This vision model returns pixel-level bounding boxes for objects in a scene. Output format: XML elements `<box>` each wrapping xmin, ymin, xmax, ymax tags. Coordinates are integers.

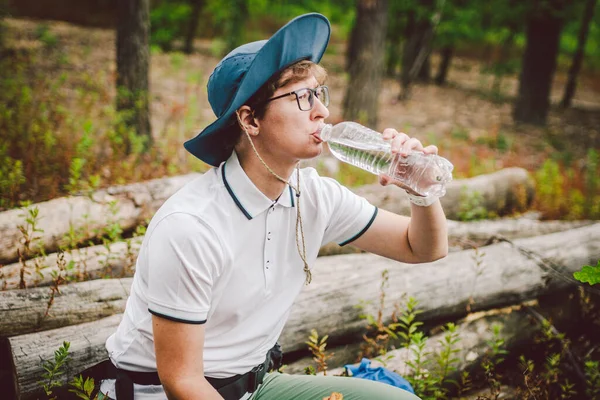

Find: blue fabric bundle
<box><xmin>344</xmin><ymin>358</ymin><xmax>415</xmax><ymax>394</ymax></box>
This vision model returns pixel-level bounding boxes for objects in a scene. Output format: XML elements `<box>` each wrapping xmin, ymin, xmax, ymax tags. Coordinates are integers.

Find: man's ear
<box><xmin>236</xmin><ymin>106</ymin><xmax>259</xmax><ymax>137</ymax></box>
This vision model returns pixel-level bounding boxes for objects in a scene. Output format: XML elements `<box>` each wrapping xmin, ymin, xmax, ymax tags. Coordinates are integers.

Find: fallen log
<box><xmin>354</xmin><ymin>167</ymin><xmax>534</xmax><ymax>221</ymax></box>
<box><xmin>0</xmin><ymin>168</ymin><xmax>533</xmax><ymax>265</ymax></box>
<box><xmin>6</xmin><ymin>314</ymin><xmax>121</xmax><ymax>400</ymax></box>
<box><xmin>0</xmin><ymin>279</ymin><xmax>131</xmax><ymax>337</ymax></box>
<box><xmin>281</xmin><ymin>223</ymin><xmax>599</xmax><ymax>353</ymax></box>
<box><xmin>2</xmin><ymin>224</ymin><xmax>598</xmax><ymax>349</ymax></box>
<box><xmin>286</xmin><ymin>304</ymin><xmax>538</xmax><ymax>377</ymax></box>
<box><xmin>5</xmin><ymin>305</ymin><xmax>537</xmax><ymax>400</ymax></box>
<box><xmin>0</xmin><ymin>174</ymin><xmax>199</xmax><ymax>265</ymax></box>
<box><xmin>4</xmin><ymin>216</ymin><xmax>590</xmax><ymax>290</ymax></box>
<box><xmin>1</xmin><ymin>239</ymin><xmax>141</xmax><ymax>290</ymax></box>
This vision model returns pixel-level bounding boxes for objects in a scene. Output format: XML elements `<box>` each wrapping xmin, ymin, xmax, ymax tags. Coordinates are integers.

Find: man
<box><xmin>99</xmin><ymin>13</ymin><xmax>447</xmax><ymax>400</ymax></box>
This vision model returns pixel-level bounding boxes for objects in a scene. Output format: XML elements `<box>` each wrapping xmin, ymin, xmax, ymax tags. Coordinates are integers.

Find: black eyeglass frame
<box><xmin>263</xmin><ymin>85</ymin><xmax>329</xmax><ymax>111</ymax></box>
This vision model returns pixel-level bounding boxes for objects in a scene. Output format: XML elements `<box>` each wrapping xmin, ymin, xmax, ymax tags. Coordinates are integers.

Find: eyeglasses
<box><xmin>264</xmin><ymin>85</ymin><xmax>329</xmax><ymax>111</ymax></box>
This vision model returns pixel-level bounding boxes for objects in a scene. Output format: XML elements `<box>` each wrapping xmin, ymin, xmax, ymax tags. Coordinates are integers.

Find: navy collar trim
<box><xmin>222</xmin><ymin>162</ymin><xmax>253</xmax><ymax>220</ymax></box>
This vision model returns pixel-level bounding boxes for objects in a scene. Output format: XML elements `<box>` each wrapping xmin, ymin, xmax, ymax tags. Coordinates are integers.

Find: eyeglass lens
<box><xmin>297</xmin><ymin>86</ymin><xmax>329</xmax><ymax>111</ymax></box>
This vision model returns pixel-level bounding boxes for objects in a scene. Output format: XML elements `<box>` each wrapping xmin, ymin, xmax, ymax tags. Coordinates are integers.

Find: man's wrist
<box><xmin>407</xmin><ymin>193</ymin><xmax>439</xmax><ymax>207</ymax></box>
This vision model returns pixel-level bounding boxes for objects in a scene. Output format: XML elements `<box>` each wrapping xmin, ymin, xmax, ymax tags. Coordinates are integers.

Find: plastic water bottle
<box><xmin>319</xmin><ymin>121</ymin><xmax>454</xmax><ymax>197</ymax></box>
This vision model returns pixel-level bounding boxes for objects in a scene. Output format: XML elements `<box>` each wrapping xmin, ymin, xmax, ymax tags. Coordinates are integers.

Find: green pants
<box><xmin>250</xmin><ymin>373</ymin><xmax>421</xmax><ymax>400</ymax></box>
<box><xmin>98</xmin><ymin>373</ymin><xmax>422</xmax><ymax>399</ymax></box>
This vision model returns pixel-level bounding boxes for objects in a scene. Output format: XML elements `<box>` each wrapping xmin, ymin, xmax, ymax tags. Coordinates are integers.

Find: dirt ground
<box><xmin>5</xmin><ymin>17</ymin><xmax>600</xmax><ymax>180</ymax></box>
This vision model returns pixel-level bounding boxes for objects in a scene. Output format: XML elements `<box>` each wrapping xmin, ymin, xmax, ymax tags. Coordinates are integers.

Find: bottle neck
<box><xmin>319</xmin><ymin>123</ymin><xmax>333</xmax><ymax>142</ymax></box>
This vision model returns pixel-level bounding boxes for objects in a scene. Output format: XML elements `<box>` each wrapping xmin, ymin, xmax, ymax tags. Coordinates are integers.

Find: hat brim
<box><xmin>184</xmin><ymin>13</ymin><xmax>331</xmax><ymax>167</ymax></box>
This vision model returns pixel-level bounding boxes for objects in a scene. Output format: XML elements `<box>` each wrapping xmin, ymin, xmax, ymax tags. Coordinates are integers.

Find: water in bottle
<box><xmin>319</xmin><ymin>121</ymin><xmax>453</xmax><ymax>197</ymax></box>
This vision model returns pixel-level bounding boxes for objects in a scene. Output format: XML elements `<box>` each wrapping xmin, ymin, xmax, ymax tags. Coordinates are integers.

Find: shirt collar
<box><xmin>221</xmin><ymin>151</ymin><xmax>295</xmax><ymax>220</ymax></box>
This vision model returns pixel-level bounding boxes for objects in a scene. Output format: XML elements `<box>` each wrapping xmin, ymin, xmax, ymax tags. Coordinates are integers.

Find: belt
<box><xmin>84</xmin><ymin>344</ymin><xmax>279</xmax><ymax>400</ymax></box>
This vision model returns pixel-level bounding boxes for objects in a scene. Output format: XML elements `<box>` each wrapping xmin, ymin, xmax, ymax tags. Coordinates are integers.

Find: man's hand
<box><xmin>379</xmin><ymin>128</ymin><xmax>439</xmax><ymax>194</ymax></box>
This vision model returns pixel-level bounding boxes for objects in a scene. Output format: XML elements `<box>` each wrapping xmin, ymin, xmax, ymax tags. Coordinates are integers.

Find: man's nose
<box><xmin>311</xmin><ymin>96</ymin><xmax>329</xmax><ymax>120</ymax></box>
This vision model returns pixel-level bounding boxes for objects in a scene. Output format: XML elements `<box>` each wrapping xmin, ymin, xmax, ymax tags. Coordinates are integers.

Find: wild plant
<box><xmin>17</xmin><ymin>203</ymin><xmax>45</xmax><ymax>288</ymax></box>
<box><xmin>584</xmin><ymin>358</ymin><xmax>600</xmax><ymax>398</ymax></box>
<box><xmin>44</xmin><ymin>251</ymin><xmax>68</xmax><ymax>318</ymax></box>
<box><xmin>457</xmin><ymin>188</ymin><xmax>488</xmax><ymax>221</ymax></box>
<box><xmin>96</xmin><ymin>200</ymin><xmax>124</xmax><ymax>276</ymax></box>
<box><xmin>573</xmin><ymin>260</ymin><xmax>600</xmax><ymax>286</ymax></box>
<box><xmin>305</xmin><ymin>329</ymin><xmax>334</xmax><ymax>376</ymax></box>
<box><xmin>69</xmin><ymin>374</ymin><xmax>97</xmax><ymax>400</ymax></box>
<box><xmin>430</xmin><ymin>323</ymin><xmax>461</xmax><ymax>398</ymax></box>
<box><xmin>38</xmin><ymin>341</ymin><xmax>70</xmax><ymax>400</ymax></box>
<box><xmin>480</xmin><ymin>322</ymin><xmax>507</xmax><ymax>400</ymax></box>
<box><xmin>355</xmin><ymin>270</ymin><xmax>402</xmax><ymax>359</ymax></box>
<box><xmin>467</xmin><ymin>245</ymin><xmax>486</xmax><ymax>312</ymax></box>
<box><xmin>404</xmin><ymin>331</ymin><xmax>430</xmax><ymax>395</ymax></box>
<box><xmin>584</xmin><ymin>149</ymin><xmax>598</xmax><ymax>218</ymax></box>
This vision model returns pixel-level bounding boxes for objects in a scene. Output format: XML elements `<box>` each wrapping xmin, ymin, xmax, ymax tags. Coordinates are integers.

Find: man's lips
<box><xmin>311</xmin><ymin>128</ymin><xmax>323</xmax><ymax>143</ymax></box>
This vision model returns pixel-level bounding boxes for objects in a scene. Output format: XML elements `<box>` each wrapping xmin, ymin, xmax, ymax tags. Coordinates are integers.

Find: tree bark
<box><xmin>116</xmin><ymin>0</ymin><xmax>152</xmax><ymax>152</ymax></box>
<box><xmin>183</xmin><ymin>0</ymin><xmax>204</xmax><ymax>54</ymax></box>
<box><xmin>434</xmin><ymin>46</ymin><xmax>453</xmax><ymax>85</ymax></box>
<box><xmin>342</xmin><ymin>0</ymin><xmax>389</xmax><ymax>127</ymax></box>
<box><xmin>561</xmin><ymin>0</ymin><xmax>597</xmax><ymax>108</ymax></box>
<box><xmin>7</xmin><ymin>314</ymin><xmax>122</xmax><ymax>400</ymax></box>
<box><xmin>224</xmin><ymin>0</ymin><xmax>247</xmax><ymax>54</ymax></box>
<box><xmin>280</xmin><ymin>223</ymin><xmax>600</xmax><ymax>353</ymax></box>
<box><xmin>0</xmin><ymin>173</ymin><xmax>198</xmax><ymax>266</ymax></box>
<box><xmin>3</xmin><ymin>223</ymin><xmax>598</xmax><ymax>344</ymax></box>
<box><xmin>0</xmin><ymin>278</ymin><xmax>132</xmax><ymax>337</ymax></box>
<box><xmin>2</xmin><ymin>214</ymin><xmax>592</xmax><ymax>292</ymax></box>
<box><xmin>399</xmin><ymin>0</ymin><xmax>439</xmax><ymax>99</ymax></box>
<box><xmin>513</xmin><ymin>0</ymin><xmax>565</xmax><ymax>125</ymax></box>
<box><xmin>0</xmin><ymin>168</ymin><xmax>534</xmax><ymax>272</ymax></box>
<box><xmin>0</xmin><ymin>168</ymin><xmax>533</xmax><ymax>267</ymax></box>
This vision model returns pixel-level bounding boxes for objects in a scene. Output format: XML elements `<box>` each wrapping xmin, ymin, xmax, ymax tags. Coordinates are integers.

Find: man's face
<box><xmin>254</xmin><ymin>74</ymin><xmax>330</xmax><ymax>164</ymax></box>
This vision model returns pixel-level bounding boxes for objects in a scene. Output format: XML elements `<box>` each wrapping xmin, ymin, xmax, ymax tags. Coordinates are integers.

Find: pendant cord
<box><xmin>236</xmin><ymin>112</ymin><xmax>312</xmax><ymax>284</ymax></box>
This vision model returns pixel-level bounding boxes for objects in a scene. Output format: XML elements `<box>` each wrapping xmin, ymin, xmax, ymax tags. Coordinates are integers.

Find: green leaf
<box><xmin>573</xmin><ymin>261</ymin><xmax>600</xmax><ymax>285</ymax></box>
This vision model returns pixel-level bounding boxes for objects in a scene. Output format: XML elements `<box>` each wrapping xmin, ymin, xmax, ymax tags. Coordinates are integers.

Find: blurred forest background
<box><xmin>1</xmin><ymin>2</ymin><xmax>600</xmax><ymax>400</ymax></box>
<box><xmin>0</xmin><ymin>0</ymin><xmax>599</xmax><ymax>219</ymax></box>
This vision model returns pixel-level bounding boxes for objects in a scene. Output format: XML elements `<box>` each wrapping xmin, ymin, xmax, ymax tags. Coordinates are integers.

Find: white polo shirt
<box><xmin>102</xmin><ymin>151</ymin><xmax>377</xmax><ymax>396</ymax></box>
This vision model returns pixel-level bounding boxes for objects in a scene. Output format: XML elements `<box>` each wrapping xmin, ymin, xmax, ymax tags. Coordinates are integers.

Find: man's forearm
<box><xmin>164</xmin><ymin>376</ymin><xmax>224</xmax><ymax>400</ymax></box>
<box><xmin>407</xmin><ymin>200</ymin><xmax>448</xmax><ymax>262</ymax></box>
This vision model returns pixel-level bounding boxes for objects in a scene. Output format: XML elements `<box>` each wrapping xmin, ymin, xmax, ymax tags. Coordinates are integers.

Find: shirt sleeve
<box><xmin>318</xmin><ymin>176</ymin><xmax>378</xmax><ymax>246</ymax></box>
<box><xmin>146</xmin><ymin>212</ymin><xmax>224</xmax><ymax>324</ymax></box>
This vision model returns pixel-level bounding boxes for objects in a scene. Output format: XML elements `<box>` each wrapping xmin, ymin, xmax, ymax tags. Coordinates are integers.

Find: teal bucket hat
<box><xmin>184</xmin><ymin>13</ymin><xmax>331</xmax><ymax>167</ymax></box>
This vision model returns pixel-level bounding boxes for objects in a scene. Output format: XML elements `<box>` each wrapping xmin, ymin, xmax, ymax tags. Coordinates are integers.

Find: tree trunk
<box><xmin>183</xmin><ymin>0</ymin><xmax>204</xmax><ymax>54</ymax></box>
<box><xmin>5</xmin><ymin>224</ymin><xmax>599</xmax><ymax>399</ymax></box>
<box><xmin>513</xmin><ymin>0</ymin><xmax>565</xmax><ymax>125</ymax></box>
<box><xmin>561</xmin><ymin>0</ymin><xmax>597</xmax><ymax>108</ymax></box>
<box><xmin>224</xmin><ymin>0</ymin><xmax>247</xmax><ymax>54</ymax></box>
<box><xmin>116</xmin><ymin>0</ymin><xmax>152</xmax><ymax>152</ymax></box>
<box><xmin>385</xmin><ymin>33</ymin><xmax>401</xmax><ymax>77</ymax></box>
<box><xmin>434</xmin><ymin>46</ymin><xmax>453</xmax><ymax>85</ymax></box>
<box><xmin>342</xmin><ymin>0</ymin><xmax>389</xmax><ymax>127</ymax></box>
<box><xmin>399</xmin><ymin>0</ymin><xmax>440</xmax><ymax>99</ymax></box>
<box><xmin>417</xmin><ymin>53</ymin><xmax>431</xmax><ymax>82</ymax></box>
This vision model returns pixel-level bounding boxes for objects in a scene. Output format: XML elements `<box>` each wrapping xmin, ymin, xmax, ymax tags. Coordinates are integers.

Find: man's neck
<box><xmin>236</xmin><ymin>150</ymin><xmax>297</xmax><ymax>201</ymax></box>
